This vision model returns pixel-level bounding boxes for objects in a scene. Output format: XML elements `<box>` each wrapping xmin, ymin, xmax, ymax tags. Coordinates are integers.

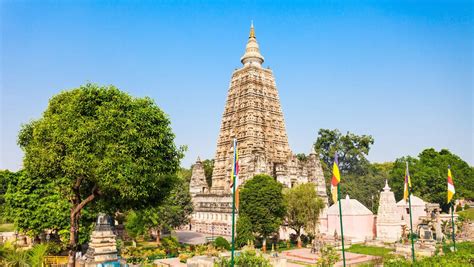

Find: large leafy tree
<box><xmin>11</xmin><ymin>84</ymin><xmax>183</xmax><ymax>266</ymax></box>
<box><xmin>338</xmin><ymin>163</ymin><xmax>390</xmax><ymax>211</ymax></box>
<box><xmin>389</xmin><ymin>148</ymin><xmax>473</xmax><ymax>212</ymax></box>
<box><xmin>283</xmin><ymin>183</ymin><xmax>324</xmax><ymax>247</ymax></box>
<box><xmin>125</xmin><ymin>176</ymin><xmax>193</xmax><ymax>244</ymax></box>
<box><xmin>314</xmin><ymin>129</ymin><xmax>374</xmax><ymax>175</ymax></box>
<box><xmin>239</xmin><ymin>174</ymin><xmax>286</xmax><ymax>251</ymax></box>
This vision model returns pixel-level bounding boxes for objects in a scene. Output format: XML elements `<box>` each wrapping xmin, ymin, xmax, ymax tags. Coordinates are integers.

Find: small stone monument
<box><xmin>83</xmin><ymin>214</ymin><xmax>118</xmax><ymax>265</ymax></box>
<box><xmin>376</xmin><ymin>180</ymin><xmax>403</xmax><ymax>243</ymax></box>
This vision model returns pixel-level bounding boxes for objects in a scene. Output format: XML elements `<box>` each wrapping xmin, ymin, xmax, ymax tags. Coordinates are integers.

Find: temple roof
<box><xmin>328</xmin><ymin>195</ymin><xmax>373</xmax><ymax>216</ymax></box>
<box><xmin>240</xmin><ymin>21</ymin><xmax>265</xmax><ymax>66</ymax></box>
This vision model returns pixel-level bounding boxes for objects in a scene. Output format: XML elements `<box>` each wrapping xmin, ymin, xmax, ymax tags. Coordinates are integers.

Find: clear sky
<box><xmin>1</xmin><ymin>0</ymin><xmax>473</xmax><ymax>171</ymax></box>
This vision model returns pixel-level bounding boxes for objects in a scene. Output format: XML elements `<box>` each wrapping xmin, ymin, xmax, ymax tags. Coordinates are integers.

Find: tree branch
<box><xmin>71</xmin><ymin>184</ymin><xmax>101</xmax><ymax>216</ymax></box>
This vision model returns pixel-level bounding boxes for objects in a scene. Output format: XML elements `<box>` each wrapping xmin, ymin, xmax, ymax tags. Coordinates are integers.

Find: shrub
<box><xmin>179</xmin><ymin>253</ymin><xmax>193</xmax><ymax>263</ymax></box>
<box><xmin>214</xmin><ymin>236</ymin><xmax>231</xmax><ymax>250</ymax></box>
<box><xmin>214</xmin><ymin>247</ymin><xmax>271</xmax><ymax>267</ymax></box>
<box><xmin>317</xmin><ymin>245</ymin><xmax>340</xmax><ymax>267</ymax></box>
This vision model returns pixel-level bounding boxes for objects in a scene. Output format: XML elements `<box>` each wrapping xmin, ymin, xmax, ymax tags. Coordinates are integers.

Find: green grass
<box><xmin>458</xmin><ymin>208</ymin><xmax>474</xmax><ymax>221</ymax></box>
<box><xmin>0</xmin><ymin>223</ymin><xmax>15</xmax><ymax>232</ymax></box>
<box><xmin>346</xmin><ymin>244</ymin><xmax>394</xmax><ymax>257</ymax></box>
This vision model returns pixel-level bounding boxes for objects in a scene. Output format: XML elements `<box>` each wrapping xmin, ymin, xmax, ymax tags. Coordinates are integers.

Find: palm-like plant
<box><xmin>0</xmin><ymin>242</ymin><xmax>49</xmax><ymax>267</ymax></box>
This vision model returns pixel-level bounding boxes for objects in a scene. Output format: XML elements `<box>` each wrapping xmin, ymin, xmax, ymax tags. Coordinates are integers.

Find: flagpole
<box><xmin>230</xmin><ymin>138</ymin><xmax>237</xmax><ymax>267</ymax></box>
<box><xmin>451</xmin><ymin>202</ymin><xmax>456</xmax><ymax>252</ymax></box>
<box><xmin>337</xmin><ymin>184</ymin><xmax>346</xmax><ymax>267</ymax></box>
<box><xmin>408</xmin><ymin>188</ymin><xmax>416</xmax><ymax>262</ymax></box>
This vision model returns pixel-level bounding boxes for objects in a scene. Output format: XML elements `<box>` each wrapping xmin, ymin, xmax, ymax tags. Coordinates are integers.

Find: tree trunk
<box><xmin>262</xmin><ymin>238</ymin><xmax>267</xmax><ymax>253</ymax></box>
<box><xmin>156</xmin><ymin>228</ymin><xmax>161</xmax><ymax>245</ymax></box>
<box><xmin>68</xmin><ymin>210</ymin><xmax>78</xmax><ymax>267</ymax></box>
<box><xmin>67</xmin><ymin>184</ymin><xmax>100</xmax><ymax>267</ymax></box>
<box><xmin>297</xmin><ymin>235</ymin><xmax>302</xmax><ymax>248</ymax></box>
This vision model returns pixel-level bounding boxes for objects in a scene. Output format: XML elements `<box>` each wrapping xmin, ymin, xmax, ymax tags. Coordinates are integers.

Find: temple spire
<box><xmin>249</xmin><ymin>20</ymin><xmax>255</xmax><ymax>38</ymax></box>
<box><xmin>241</xmin><ymin>22</ymin><xmax>264</xmax><ymax>66</ymax></box>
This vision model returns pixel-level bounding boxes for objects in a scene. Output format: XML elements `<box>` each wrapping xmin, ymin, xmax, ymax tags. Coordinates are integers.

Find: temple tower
<box><xmin>211</xmin><ymin>23</ymin><xmax>293</xmax><ymax>192</ymax></box>
<box><xmin>189</xmin><ymin>23</ymin><xmax>327</xmax><ymax>236</ymax></box>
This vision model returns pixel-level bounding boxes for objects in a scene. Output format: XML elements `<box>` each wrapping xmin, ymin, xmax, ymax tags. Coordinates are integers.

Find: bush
<box><xmin>384</xmin><ymin>241</ymin><xmax>474</xmax><ymax>267</ymax></box>
<box><xmin>214</xmin><ymin>247</ymin><xmax>271</xmax><ymax>267</ymax></box>
<box><xmin>214</xmin><ymin>236</ymin><xmax>231</xmax><ymax>250</ymax></box>
<box><xmin>179</xmin><ymin>253</ymin><xmax>193</xmax><ymax>263</ymax></box>
<box><xmin>317</xmin><ymin>245</ymin><xmax>340</xmax><ymax>267</ymax></box>
<box><xmin>161</xmin><ymin>236</ymin><xmax>179</xmax><ymax>248</ymax></box>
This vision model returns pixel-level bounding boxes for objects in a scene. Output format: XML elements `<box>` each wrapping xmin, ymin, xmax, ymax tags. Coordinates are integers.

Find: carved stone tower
<box><xmin>189</xmin><ymin>23</ymin><xmax>328</xmax><ymax>236</ymax></box>
<box><xmin>211</xmin><ymin>22</ymin><xmax>292</xmax><ymax>193</ymax></box>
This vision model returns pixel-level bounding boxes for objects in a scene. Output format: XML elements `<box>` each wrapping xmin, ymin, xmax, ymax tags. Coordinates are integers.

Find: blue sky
<box><xmin>1</xmin><ymin>0</ymin><xmax>473</xmax><ymax>171</ymax></box>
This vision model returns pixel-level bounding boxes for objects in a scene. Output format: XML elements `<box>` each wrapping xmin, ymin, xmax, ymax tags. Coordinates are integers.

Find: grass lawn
<box><xmin>346</xmin><ymin>244</ymin><xmax>394</xmax><ymax>257</ymax></box>
<box><xmin>458</xmin><ymin>208</ymin><xmax>474</xmax><ymax>220</ymax></box>
<box><xmin>0</xmin><ymin>223</ymin><xmax>15</xmax><ymax>232</ymax></box>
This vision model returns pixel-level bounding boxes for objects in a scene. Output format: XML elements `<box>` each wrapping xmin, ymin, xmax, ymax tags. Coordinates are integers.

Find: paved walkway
<box><xmin>174</xmin><ymin>230</ymin><xmax>231</xmax><ymax>245</ymax></box>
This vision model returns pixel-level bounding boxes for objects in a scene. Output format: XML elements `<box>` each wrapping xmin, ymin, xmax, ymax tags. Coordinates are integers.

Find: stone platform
<box><xmin>281</xmin><ymin>248</ymin><xmax>379</xmax><ymax>266</ymax></box>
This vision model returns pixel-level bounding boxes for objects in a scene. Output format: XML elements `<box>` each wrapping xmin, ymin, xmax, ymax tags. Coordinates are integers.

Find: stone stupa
<box><xmin>83</xmin><ymin>214</ymin><xmax>118</xmax><ymax>266</ymax></box>
<box><xmin>376</xmin><ymin>180</ymin><xmax>403</xmax><ymax>243</ymax></box>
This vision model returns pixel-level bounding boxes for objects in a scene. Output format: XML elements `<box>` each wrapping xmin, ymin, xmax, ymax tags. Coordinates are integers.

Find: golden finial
<box><xmin>249</xmin><ymin>20</ymin><xmax>255</xmax><ymax>38</ymax></box>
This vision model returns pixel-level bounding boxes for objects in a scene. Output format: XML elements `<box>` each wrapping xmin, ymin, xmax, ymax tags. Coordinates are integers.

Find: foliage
<box><xmin>179</xmin><ymin>252</ymin><xmax>192</xmax><ymax>263</ymax></box>
<box><xmin>0</xmin><ymin>242</ymin><xmax>49</xmax><ymax>267</ymax></box>
<box><xmin>346</xmin><ymin>244</ymin><xmax>394</xmax><ymax>257</ymax></box>
<box><xmin>458</xmin><ymin>208</ymin><xmax>474</xmax><ymax>221</ymax></box>
<box><xmin>239</xmin><ymin>174</ymin><xmax>286</xmax><ymax>245</ymax></box>
<box><xmin>7</xmin><ymin>84</ymin><xmax>183</xmax><ymax>263</ymax></box>
<box><xmin>339</xmin><ymin>163</ymin><xmax>389</xmax><ymax>210</ymax></box>
<box><xmin>213</xmin><ymin>236</ymin><xmax>230</xmax><ymax>250</ymax></box>
<box><xmin>389</xmin><ymin>149</ymin><xmax>473</xmax><ymax>212</ymax></box>
<box><xmin>125</xmin><ymin>210</ymin><xmax>148</xmax><ymax>240</ymax></box>
<box><xmin>384</xmin><ymin>241</ymin><xmax>473</xmax><ymax>267</ymax></box>
<box><xmin>124</xmin><ymin>176</ymin><xmax>193</xmax><ymax>243</ymax></box>
<box><xmin>283</xmin><ymin>183</ymin><xmax>324</xmax><ymax>243</ymax></box>
<box><xmin>313</xmin><ymin>129</ymin><xmax>382</xmax><ymax>207</ymax></box>
<box><xmin>317</xmin><ymin>245</ymin><xmax>340</xmax><ymax>267</ymax></box>
<box><xmin>0</xmin><ymin>170</ymin><xmax>18</xmax><ymax>223</ymax></box>
<box><xmin>314</xmin><ymin>128</ymin><xmax>374</xmax><ymax>175</ymax></box>
<box><xmin>214</xmin><ymin>246</ymin><xmax>271</xmax><ymax>267</ymax></box>
<box><xmin>121</xmin><ymin>246</ymin><xmax>167</xmax><ymax>264</ymax></box>
<box><xmin>236</xmin><ymin>215</ymin><xmax>255</xmax><ymax>248</ymax></box>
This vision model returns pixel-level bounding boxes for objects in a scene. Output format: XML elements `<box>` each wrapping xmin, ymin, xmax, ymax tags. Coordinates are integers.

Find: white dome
<box><xmin>327</xmin><ymin>195</ymin><xmax>373</xmax><ymax>216</ymax></box>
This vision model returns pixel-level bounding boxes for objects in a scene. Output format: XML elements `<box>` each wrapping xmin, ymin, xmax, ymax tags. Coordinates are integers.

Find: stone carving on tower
<box><xmin>189</xmin><ymin>23</ymin><xmax>328</xmax><ymax>235</ymax></box>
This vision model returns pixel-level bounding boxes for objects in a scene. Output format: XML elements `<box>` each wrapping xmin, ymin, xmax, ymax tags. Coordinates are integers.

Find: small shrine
<box><xmin>376</xmin><ymin>180</ymin><xmax>403</xmax><ymax>243</ymax></box>
<box><xmin>83</xmin><ymin>214</ymin><xmax>118</xmax><ymax>266</ymax></box>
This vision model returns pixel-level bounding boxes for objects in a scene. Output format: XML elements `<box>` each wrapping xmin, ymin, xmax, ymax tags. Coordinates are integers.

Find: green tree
<box><xmin>390</xmin><ymin>148</ymin><xmax>473</xmax><ymax>212</ymax></box>
<box><xmin>314</xmin><ymin>128</ymin><xmax>374</xmax><ymax>175</ymax></box>
<box><xmin>126</xmin><ymin>176</ymin><xmax>193</xmax><ymax>244</ymax></box>
<box><xmin>235</xmin><ymin>215</ymin><xmax>255</xmax><ymax>248</ymax></box>
<box><xmin>239</xmin><ymin>174</ymin><xmax>286</xmax><ymax>251</ymax></box>
<box><xmin>283</xmin><ymin>183</ymin><xmax>324</xmax><ymax>247</ymax></box>
<box><xmin>9</xmin><ymin>84</ymin><xmax>183</xmax><ymax>266</ymax></box>
<box><xmin>339</xmin><ymin>163</ymin><xmax>390</xmax><ymax>212</ymax></box>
